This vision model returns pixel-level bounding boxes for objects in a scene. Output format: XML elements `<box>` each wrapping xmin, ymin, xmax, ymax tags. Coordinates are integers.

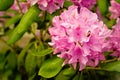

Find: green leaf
<box><xmin>15</xmin><ymin>74</ymin><xmax>22</xmax><ymax>80</ymax></box>
<box><xmin>106</xmin><ymin>19</ymin><xmax>116</xmax><ymax>29</ymax></box>
<box><xmin>64</xmin><ymin>1</ymin><xmax>73</xmax><ymax>8</ymax></box>
<box><xmin>116</xmin><ymin>0</ymin><xmax>120</xmax><ymax>3</ymax></box>
<box><xmin>63</xmin><ymin>67</ymin><xmax>76</xmax><ymax>76</ymax></box>
<box><xmin>17</xmin><ymin>42</ymin><xmax>33</xmax><ymax>69</ymax></box>
<box><xmin>7</xmin><ymin>5</ymin><xmax>40</xmax><ymax>44</ymax></box>
<box><xmin>28</xmin><ymin>73</ymin><xmax>36</xmax><ymax>80</ymax></box>
<box><xmin>98</xmin><ymin>0</ymin><xmax>109</xmax><ymax>15</ymax></box>
<box><xmin>2</xmin><ymin>70</ymin><xmax>12</xmax><ymax>80</ymax></box>
<box><xmin>102</xmin><ymin>61</ymin><xmax>120</xmax><ymax>72</ymax></box>
<box><xmin>73</xmin><ymin>72</ymin><xmax>83</xmax><ymax>80</ymax></box>
<box><xmin>38</xmin><ymin>56</ymin><xmax>64</xmax><ymax>78</ymax></box>
<box><xmin>0</xmin><ymin>53</ymin><xmax>6</xmax><ymax>71</ymax></box>
<box><xmin>73</xmin><ymin>74</ymin><xmax>79</xmax><ymax>80</ymax></box>
<box><xmin>5</xmin><ymin>52</ymin><xmax>17</xmax><ymax>70</ymax></box>
<box><xmin>25</xmin><ymin>53</ymin><xmax>37</xmax><ymax>76</ymax></box>
<box><xmin>32</xmin><ymin>48</ymin><xmax>53</xmax><ymax>56</ymax></box>
<box><xmin>5</xmin><ymin>14</ymin><xmax>22</xmax><ymax>27</ymax></box>
<box><xmin>55</xmin><ymin>67</ymin><xmax>76</xmax><ymax>80</ymax></box>
<box><xmin>19</xmin><ymin>0</ymin><xmax>26</xmax><ymax>2</ymax></box>
<box><xmin>55</xmin><ymin>71</ymin><xmax>71</xmax><ymax>80</ymax></box>
<box><xmin>0</xmin><ymin>0</ymin><xmax>14</xmax><ymax>11</ymax></box>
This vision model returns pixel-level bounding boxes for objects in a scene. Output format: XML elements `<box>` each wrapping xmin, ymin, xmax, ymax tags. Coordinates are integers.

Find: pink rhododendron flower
<box><xmin>27</xmin><ymin>0</ymin><xmax>64</xmax><ymax>14</ymax></box>
<box><xmin>71</xmin><ymin>0</ymin><xmax>96</xmax><ymax>9</ymax></box>
<box><xmin>109</xmin><ymin>0</ymin><xmax>120</xmax><ymax>19</ymax></box>
<box><xmin>49</xmin><ymin>5</ymin><xmax>111</xmax><ymax>70</ymax></box>
<box><xmin>11</xmin><ymin>1</ymin><xmax>28</xmax><ymax>13</ymax></box>
<box><xmin>106</xmin><ymin>19</ymin><xmax>120</xmax><ymax>59</ymax></box>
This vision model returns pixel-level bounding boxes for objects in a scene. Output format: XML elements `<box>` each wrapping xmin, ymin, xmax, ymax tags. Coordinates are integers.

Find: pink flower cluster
<box><xmin>71</xmin><ymin>0</ymin><xmax>96</xmax><ymax>9</ymax></box>
<box><xmin>109</xmin><ymin>0</ymin><xmax>120</xmax><ymax>19</ymax></box>
<box><xmin>27</xmin><ymin>0</ymin><xmax>64</xmax><ymax>14</ymax></box>
<box><xmin>105</xmin><ymin>19</ymin><xmax>120</xmax><ymax>59</ymax></box>
<box><xmin>49</xmin><ymin>5</ymin><xmax>111</xmax><ymax>70</ymax></box>
<box><xmin>27</xmin><ymin>0</ymin><xmax>96</xmax><ymax>14</ymax></box>
<box><xmin>11</xmin><ymin>1</ymin><xmax>28</xmax><ymax>13</ymax></box>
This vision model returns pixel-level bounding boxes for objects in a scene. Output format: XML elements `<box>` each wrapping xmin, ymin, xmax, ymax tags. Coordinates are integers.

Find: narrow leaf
<box><xmin>7</xmin><ymin>5</ymin><xmax>40</xmax><ymax>44</ymax></box>
<box><xmin>32</xmin><ymin>48</ymin><xmax>53</xmax><ymax>57</ymax></box>
<box><xmin>5</xmin><ymin>52</ymin><xmax>17</xmax><ymax>70</ymax></box>
<box><xmin>25</xmin><ymin>53</ymin><xmax>37</xmax><ymax>76</ymax></box>
<box><xmin>5</xmin><ymin>14</ymin><xmax>22</xmax><ymax>27</ymax></box>
<box><xmin>17</xmin><ymin>42</ymin><xmax>33</xmax><ymax>69</ymax></box>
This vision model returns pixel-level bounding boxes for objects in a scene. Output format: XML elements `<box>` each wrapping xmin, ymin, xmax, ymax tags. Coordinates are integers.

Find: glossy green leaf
<box><xmin>55</xmin><ymin>70</ymin><xmax>71</xmax><ymax>80</ymax></box>
<box><xmin>5</xmin><ymin>14</ymin><xmax>22</xmax><ymax>27</ymax></box>
<box><xmin>38</xmin><ymin>56</ymin><xmax>64</xmax><ymax>78</ymax></box>
<box><xmin>55</xmin><ymin>67</ymin><xmax>76</xmax><ymax>80</ymax></box>
<box><xmin>63</xmin><ymin>67</ymin><xmax>76</xmax><ymax>76</ymax></box>
<box><xmin>17</xmin><ymin>43</ymin><xmax>33</xmax><ymax>69</ymax></box>
<box><xmin>102</xmin><ymin>61</ymin><xmax>120</xmax><ymax>72</ymax></box>
<box><xmin>32</xmin><ymin>48</ymin><xmax>53</xmax><ymax>56</ymax></box>
<box><xmin>0</xmin><ymin>0</ymin><xmax>14</xmax><ymax>11</ymax></box>
<box><xmin>7</xmin><ymin>5</ymin><xmax>40</xmax><ymax>44</ymax></box>
<box><xmin>25</xmin><ymin>53</ymin><xmax>37</xmax><ymax>76</ymax></box>
<box><xmin>98</xmin><ymin>0</ymin><xmax>109</xmax><ymax>15</ymax></box>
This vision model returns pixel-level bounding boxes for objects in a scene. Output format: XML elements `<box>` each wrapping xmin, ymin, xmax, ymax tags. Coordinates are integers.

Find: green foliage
<box><xmin>55</xmin><ymin>67</ymin><xmax>76</xmax><ymax>80</ymax></box>
<box><xmin>102</xmin><ymin>61</ymin><xmax>120</xmax><ymax>72</ymax></box>
<box><xmin>32</xmin><ymin>48</ymin><xmax>53</xmax><ymax>57</ymax></box>
<box><xmin>7</xmin><ymin>5</ymin><xmax>40</xmax><ymax>44</ymax></box>
<box><xmin>38</xmin><ymin>56</ymin><xmax>64</xmax><ymax>78</ymax></box>
<box><xmin>25</xmin><ymin>53</ymin><xmax>37</xmax><ymax>76</ymax></box>
<box><xmin>106</xmin><ymin>19</ymin><xmax>116</xmax><ymax>29</ymax></box>
<box><xmin>17</xmin><ymin>42</ymin><xmax>33</xmax><ymax>70</ymax></box>
<box><xmin>5</xmin><ymin>52</ymin><xmax>17</xmax><ymax>70</ymax></box>
<box><xmin>116</xmin><ymin>0</ymin><xmax>120</xmax><ymax>3</ymax></box>
<box><xmin>5</xmin><ymin>14</ymin><xmax>22</xmax><ymax>27</ymax></box>
<box><xmin>1</xmin><ymin>0</ymin><xmax>120</xmax><ymax>80</ymax></box>
<box><xmin>0</xmin><ymin>0</ymin><xmax>14</xmax><ymax>11</ymax></box>
<box><xmin>98</xmin><ymin>0</ymin><xmax>109</xmax><ymax>15</ymax></box>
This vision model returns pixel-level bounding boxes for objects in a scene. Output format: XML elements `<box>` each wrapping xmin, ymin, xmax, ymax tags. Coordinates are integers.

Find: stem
<box><xmin>86</xmin><ymin>67</ymin><xmax>106</xmax><ymax>71</ymax></box>
<box><xmin>31</xmin><ymin>29</ymin><xmax>40</xmax><ymax>42</ymax></box>
<box><xmin>0</xmin><ymin>37</ymin><xmax>15</xmax><ymax>52</ymax></box>
<box><xmin>101</xmin><ymin>58</ymin><xmax>117</xmax><ymax>63</ymax></box>
<box><xmin>16</xmin><ymin>0</ymin><xmax>24</xmax><ymax>15</ymax></box>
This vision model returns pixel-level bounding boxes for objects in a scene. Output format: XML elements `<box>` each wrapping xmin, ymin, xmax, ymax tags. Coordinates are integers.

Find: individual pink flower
<box><xmin>71</xmin><ymin>0</ymin><xmax>96</xmax><ymax>9</ymax></box>
<box><xmin>107</xmin><ymin>19</ymin><xmax>120</xmax><ymax>59</ymax></box>
<box><xmin>109</xmin><ymin>0</ymin><xmax>120</xmax><ymax>19</ymax></box>
<box><xmin>49</xmin><ymin>5</ymin><xmax>111</xmax><ymax>70</ymax></box>
<box><xmin>27</xmin><ymin>0</ymin><xmax>64</xmax><ymax>14</ymax></box>
<box><xmin>11</xmin><ymin>1</ymin><xmax>28</xmax><ymax>13</ymax></box>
